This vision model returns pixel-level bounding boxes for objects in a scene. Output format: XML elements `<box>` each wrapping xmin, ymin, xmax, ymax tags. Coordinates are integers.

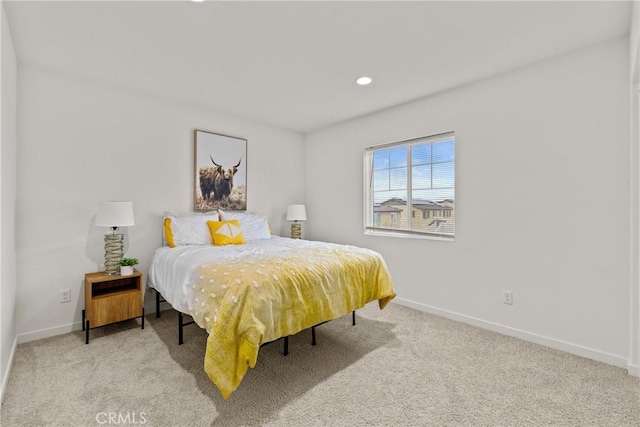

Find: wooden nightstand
<box><xmin>82</xmin><ymin>269</ymin><xmax>144</xmax><ymax>344</ymax></box>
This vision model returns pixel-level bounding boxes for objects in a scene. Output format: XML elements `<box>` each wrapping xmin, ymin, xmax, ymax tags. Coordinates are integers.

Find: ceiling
<box><xmin>4</xmin><ymin>1</ymin><xmax>633</xmax><ymax>134</ymax></box>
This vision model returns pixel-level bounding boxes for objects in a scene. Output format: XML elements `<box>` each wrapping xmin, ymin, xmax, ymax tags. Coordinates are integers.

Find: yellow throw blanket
<box><xmin>190</xmin><ymin>245</ymin><xmax>396</xmax><ymax>399</ymax></box>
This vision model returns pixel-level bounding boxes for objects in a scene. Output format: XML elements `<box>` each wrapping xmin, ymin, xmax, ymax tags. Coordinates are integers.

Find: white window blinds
<box><xmin>364</xmin><ymin>132</ymin><xmax>455</xmax><ymax>239</ymax></box>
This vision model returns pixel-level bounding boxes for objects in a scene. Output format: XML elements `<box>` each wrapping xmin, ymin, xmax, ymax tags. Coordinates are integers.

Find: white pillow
<box><xmin>218</xmin><ymin>210</ymin><xmax>271</xmax><ymax>241</ymax></box>
<box><xmin>164</xmin><ymin>212</ymin><xmax>220</xmax><ymax>247</ymax></box>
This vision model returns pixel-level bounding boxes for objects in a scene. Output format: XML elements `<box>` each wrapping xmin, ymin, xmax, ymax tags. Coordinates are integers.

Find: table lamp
<box><xmin>95</xmin><ymin>201</ymin><xmax>135</xmax><ymax>275</ymax></box>
<box><xmin>286</xmin><ymin>204</ymin><xmax>306</xmax><ymax>239</ymax></box>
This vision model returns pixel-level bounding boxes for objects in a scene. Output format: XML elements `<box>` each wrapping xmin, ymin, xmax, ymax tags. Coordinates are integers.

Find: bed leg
<box><xmin>156</xmin><ymin>290</ymin><xmax>161</xmax><ymax>318</ymax></box>
<box><xmin>283</xmin><ymin>336</ymin><xmax>289</xmax><ymax>356</ymax></box>
<box><xmin>311</xmin><ymin>326</ymin><xmax>317</xmax><ymax>346</ymax></box>
<box><xmin>352</xmin><ymin>311</ymin><xmax>356</xmax><ymax>326</ymax></box>
<box><xmin>178</xmin><ymin>312</ymin><xmax>184</xmax><ymax>345</ymax></box>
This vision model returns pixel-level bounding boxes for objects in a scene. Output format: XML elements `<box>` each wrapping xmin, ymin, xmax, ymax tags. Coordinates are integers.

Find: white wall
<box><xmin>0</xmin><ymin>0</ymin><xmax>17</xmax><ymax>400</ymax></box>
<box><xmin>630</xmin><ymin>0</ymin><xmax>640</xmax><ymax>375</ymax></box>
<box><xmin>305</xmin><ymin>37</ymin><xmax>631</xmax><ymax>367</ymax></box>
<box><xmin>16</xmin><ymin>65</ymin><xmax>305</xmax><ymax>341</ymax></box>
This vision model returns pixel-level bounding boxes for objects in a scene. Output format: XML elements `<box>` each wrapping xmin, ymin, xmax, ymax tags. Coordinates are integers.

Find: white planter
<box><xmin>120</xmin><ymin>266</ymin><xmax>134</xmax><ymax>276</ymax></box>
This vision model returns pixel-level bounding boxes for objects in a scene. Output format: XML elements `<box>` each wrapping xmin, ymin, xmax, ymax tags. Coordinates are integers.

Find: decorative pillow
<box><xmin>218</xmin><ymin>210</ymin><xmax>272</xmax><ymax>241</ymax></box>
<box><xmin>207</xmin><ymin>220</ymin><xmax>246</xmax><ymax>246</ymax></box>
<box><xmin>163</xmin><ymin>212</ymin><xmax>220</xmax><ymax>247</ymax></box>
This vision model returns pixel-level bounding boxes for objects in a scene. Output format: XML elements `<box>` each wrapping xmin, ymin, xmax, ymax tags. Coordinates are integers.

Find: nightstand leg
<box><xmin>141</xmin><ymin>308</ymin><xmax>145</xmax><ymax>330</ymax></box>
<box><xmin>82</xmin><ymin>309</ymin><xmax>85</xmax><ymax>331</ymax></box>
<box><xmin>85</xmin><ymin>320</ymin><xmax>90</xmax><ymax>344</ymax></box>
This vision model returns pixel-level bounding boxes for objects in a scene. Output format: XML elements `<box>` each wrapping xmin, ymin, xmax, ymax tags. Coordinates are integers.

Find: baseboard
<box><xmin>17</xmin><ymin>321</ymin><xmax>83</xmax><ymax>344</ymax></box>
<box><xmin>392</xmin><ymin>297</ymin><xmax>628</xmax><ymax>370</ymax></box>
<box><xmin>143</xmin><ymin>300</ymin><xmax>171</xmax><ymax>315</ymax></box>
<box><xmin>17</xmin><ymin>303</ymin><xmax>170</xmax><ymax>344</ymax></box>
<box><xmin>1</xmin><ymin>336</ymin><xmax>18</xmax><ymax>404</ymax></box>
<box><xmin>15</xmin><ymin>297</ymin><xmax>631</xmax><ymax>374</ymax></box>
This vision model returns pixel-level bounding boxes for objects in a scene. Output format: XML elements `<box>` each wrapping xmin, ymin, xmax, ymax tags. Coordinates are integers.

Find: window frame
<box><xmin>363</xmin><ymin>131</ymin><xmax>455</xmax><ymax>240</ymax></box>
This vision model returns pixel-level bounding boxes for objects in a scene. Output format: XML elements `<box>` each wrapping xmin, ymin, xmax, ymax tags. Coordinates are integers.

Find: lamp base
<box><xmin>290</xmin><ymin>222</ymin><xmax>302</xmax><ymax>240</ymax></box>
<box><xmin>104</xmin><ymin>233</ymin><xmax>124</xmax><ymax>275</ymax></box>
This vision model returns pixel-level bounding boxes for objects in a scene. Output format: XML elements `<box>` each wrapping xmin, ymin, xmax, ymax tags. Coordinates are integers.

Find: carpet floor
<box><xmin>1</xmin><ymin>302</ymin><xmax>639</xmax><ymax>426</ymax></box>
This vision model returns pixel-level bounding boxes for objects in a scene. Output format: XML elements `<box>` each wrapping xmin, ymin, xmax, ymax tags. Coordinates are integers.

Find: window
<box><xmin>364</xmin><ymin>131</ymin><xmax>455</xmax><ymax>239</ymax></box>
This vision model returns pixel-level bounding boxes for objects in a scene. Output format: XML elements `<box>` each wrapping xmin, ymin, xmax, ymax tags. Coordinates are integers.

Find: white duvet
<box><xmin>147</xmin><ymin>236</ymin><xmax>344</xmax><ymax>316</ymax></box>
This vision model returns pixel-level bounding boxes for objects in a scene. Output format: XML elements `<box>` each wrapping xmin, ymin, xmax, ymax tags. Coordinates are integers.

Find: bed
<box><xmin>147</xmin><ymin>211</ymin><xmax>396</xmax><ymax>399</ymax></box>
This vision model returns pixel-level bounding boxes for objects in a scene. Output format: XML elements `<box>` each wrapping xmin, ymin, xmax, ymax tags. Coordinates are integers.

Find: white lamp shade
<box><xmin>95</xmin><ymin>201</ymin><xmax>135</xmax><ymax>227</ymax></box>
<box><xmin>286</xmin><ymin>204</ymin><xmax>307</xmax><ymax>221</ymax></box>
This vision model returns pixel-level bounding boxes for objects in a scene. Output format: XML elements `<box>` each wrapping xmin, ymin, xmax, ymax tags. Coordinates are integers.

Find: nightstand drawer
<box><xmin>83</xmin><ymin>270</ymin><xmax>144</xmax><ymax>343</ymax></box>
<box><xmin>87</xmin><ymin>289</ymin><xmax>142</xmax><ymax>327</ymax></box>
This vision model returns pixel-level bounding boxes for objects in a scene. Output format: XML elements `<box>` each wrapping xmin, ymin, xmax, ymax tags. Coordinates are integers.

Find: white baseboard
<box><xmin>17</xmin><ymin>303</ymin><xmax>169</xmax><ymax>344</ymax></box>
<box><xmin>1</xmin><ymin>336</ymin><xmax>17</xmax><ymax>404</ymax></box>
<box><xmin>392</xmin><ymin>297</ymin><xmax>629</xmax><ymax>370</ymax></box>
<box><xmin>144</xmin><ymin>301</ymin><xmax>171</xmax><ymax>315</ymax></box>
<box><xmin>17</xmin><ymin>321</ymin><xmax>83</xmax><ymax>344</ymax></box>
<box><xmin>14</xmin><ymin>297</ymin><xmax>632</xmax><ymax>375</ymax></box>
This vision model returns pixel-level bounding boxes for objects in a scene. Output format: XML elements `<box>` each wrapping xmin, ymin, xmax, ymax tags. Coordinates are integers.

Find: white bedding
<box><xmin>147</xmin><ymin>236</ymin><xmax>344</xmax><ymax>317</ymax></box>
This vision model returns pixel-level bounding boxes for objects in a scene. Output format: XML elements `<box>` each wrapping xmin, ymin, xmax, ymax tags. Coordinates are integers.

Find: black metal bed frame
<box><xmin>153</xmin><ymin>288</ymin><xmax>356</xmax><ymax>355</ymax></box>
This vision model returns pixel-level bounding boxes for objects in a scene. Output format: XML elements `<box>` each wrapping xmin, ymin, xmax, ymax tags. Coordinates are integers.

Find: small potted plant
<box><xmin>119</xmin><ymin>257</ymin><xmax>138</xmax><ymax>276</ymax></box>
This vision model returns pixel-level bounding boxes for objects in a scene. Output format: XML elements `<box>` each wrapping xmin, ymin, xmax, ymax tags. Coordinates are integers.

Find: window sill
<box><xmin>364</xmin><ymin>228</ymin><xmax>454</xmax><ymax>242</ymax></box>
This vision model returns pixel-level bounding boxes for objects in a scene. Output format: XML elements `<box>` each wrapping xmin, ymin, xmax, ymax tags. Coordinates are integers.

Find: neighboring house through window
<box><xmin>373</xmin><ymin>212</ymin><xmax>381</xmax><ymax>225</ymax></box>
<box><xmin>364</xmin><ymin>131</ymin><xmax>455</xmax><ymax>239</ymax></box>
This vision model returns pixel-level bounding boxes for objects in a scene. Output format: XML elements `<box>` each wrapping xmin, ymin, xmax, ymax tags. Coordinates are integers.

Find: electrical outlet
<box><xmin>60</xmin><ymin>289</ymin><xmax>71</xmax><ymax>303</ymax></box>
<box><xmin>503</xmin><ymin>290</ymin><xmax>513</xmax><ymax>305</ymax></box>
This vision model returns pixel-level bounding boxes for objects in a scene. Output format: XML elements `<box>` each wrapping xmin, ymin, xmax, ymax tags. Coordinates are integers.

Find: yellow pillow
<box><xmin>207</xmin><ymin>220</ymin><xmax>246</xmax><ymax>246</ymax></box>
<box><xmin>164</xmin><ymin>217</ymin><xmax>176</xmax><ymax>248</ymax></box>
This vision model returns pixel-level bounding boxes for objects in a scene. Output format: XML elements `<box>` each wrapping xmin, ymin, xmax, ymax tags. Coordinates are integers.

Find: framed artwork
<box><xmin>194</xmin><ymin>129</ymin><xmax>247</xmax><ymax>212</ymax></box>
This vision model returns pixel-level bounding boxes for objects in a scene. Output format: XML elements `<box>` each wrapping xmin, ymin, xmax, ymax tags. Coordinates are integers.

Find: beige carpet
<box><xmin>1</xmin><ymin>302</ymin><xmax>639</xmax><ymax>426</ymax></box>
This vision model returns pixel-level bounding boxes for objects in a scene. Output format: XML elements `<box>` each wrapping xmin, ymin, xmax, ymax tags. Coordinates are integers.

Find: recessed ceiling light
<box><xmin>356</xmin><ymin>76</ymin><xmax>373</xmax><ymax>86</ymax></box>
<box><xmin>192</xmin><ymin>0</ymin><xmax>204</xmax><ymax>2</ymax></box>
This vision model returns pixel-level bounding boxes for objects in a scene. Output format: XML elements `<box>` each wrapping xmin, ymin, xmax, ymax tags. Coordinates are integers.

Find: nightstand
<box><xmin>82</xmin><ymin>269</ymin><xmax>144</xmax><ymax>344</ymax></box>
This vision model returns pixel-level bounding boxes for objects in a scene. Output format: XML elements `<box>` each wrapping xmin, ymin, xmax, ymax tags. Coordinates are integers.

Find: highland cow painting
<box><xmin>194</xmin><ymin>130</ymin><xmax>247</xmax><ymax>212</ymax></box>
